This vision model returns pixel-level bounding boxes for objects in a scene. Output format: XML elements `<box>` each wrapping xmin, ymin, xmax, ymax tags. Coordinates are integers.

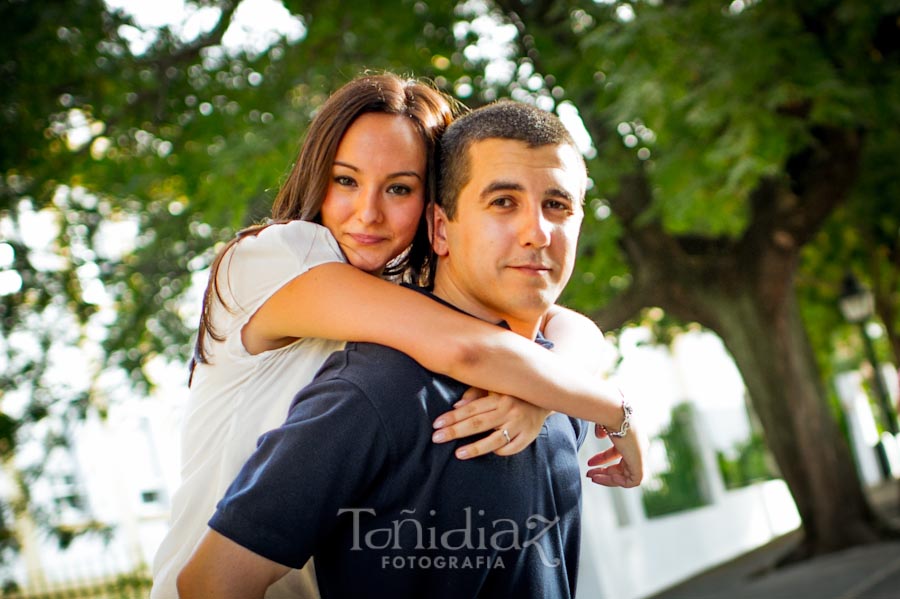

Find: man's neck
<box><xmin>431</xmin><ymin>274</ymin><xmax>541</xmax><ymax>340</ymax></box>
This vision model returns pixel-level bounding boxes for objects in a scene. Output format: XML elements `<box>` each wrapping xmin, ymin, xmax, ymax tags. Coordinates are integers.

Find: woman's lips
<box><xmin>347</xmin><ymin>233</ymin><xmax>386</xmax><ymax>245</ymax></box>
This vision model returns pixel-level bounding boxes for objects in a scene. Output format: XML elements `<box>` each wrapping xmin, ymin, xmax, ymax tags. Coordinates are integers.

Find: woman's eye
<box><xmin>334</xmin><ymin>175</ymin><xmax>356</xmax><ymax>187</ymax></box>
<box><xmin>388</xmin><ymin>184</ymin><xmax>412</xmax><ymax>195</ymax></box>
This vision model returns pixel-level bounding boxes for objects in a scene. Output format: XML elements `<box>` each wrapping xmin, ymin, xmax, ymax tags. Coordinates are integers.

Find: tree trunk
<box><xmin>594</xmin><ymin>173</ymin><xmax>890</xmax><ymax>555</ymax></box>
<box><xmin>710</xmin><ymin>277</ymin><xmax>882</xmax><ymax>553</ymax></box>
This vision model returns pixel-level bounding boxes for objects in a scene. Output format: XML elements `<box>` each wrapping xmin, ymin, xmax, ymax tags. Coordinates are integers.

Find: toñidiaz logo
<box><xmin>337</xmin><ymin>507</ymin><xmax>562</xmax><ymax>569</ymax></box>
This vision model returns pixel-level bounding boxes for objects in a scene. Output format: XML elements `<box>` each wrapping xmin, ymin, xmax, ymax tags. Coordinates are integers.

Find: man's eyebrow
<box><xmin>480</xmin><ymin>180</ymin><xmax>581</xmax><ymax>204</ymax></box>
<box><xmin>480</xmin><ymin>180</ymin><xmax>525</xmax><ymax>199</ymax></box>
<box><xmin>545</xmin><ymin>187</ymin><xmax>576</xmax><ymax>204</ymax></box>
<box><xmin>333</xmin><ymin>161</ymin><xmax>421</xmax><ymax>179</ymax></box>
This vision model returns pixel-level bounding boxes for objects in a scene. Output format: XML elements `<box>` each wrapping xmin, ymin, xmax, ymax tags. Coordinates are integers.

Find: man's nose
<box><xmin>519</xmin><ymin>206</ymin><xmax>551</xmax><ymax>248</ymax></box>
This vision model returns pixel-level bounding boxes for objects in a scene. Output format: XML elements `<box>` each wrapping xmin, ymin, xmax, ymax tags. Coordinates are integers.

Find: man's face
<box><xmin>433</xmin><ymin>138</ymin><xmax>585</xmax><ymax>336</ymax></box>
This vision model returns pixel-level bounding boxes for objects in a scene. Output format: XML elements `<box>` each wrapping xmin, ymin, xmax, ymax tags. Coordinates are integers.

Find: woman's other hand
<box><xmin>432</xmin><ymin>387</ymin><xmax>551</xmax><ymax>459</ymax></box>
<box><xmin>584</xmin><ymin>421</ymin><xmax>644</xmax><ymax>488</ymax></box>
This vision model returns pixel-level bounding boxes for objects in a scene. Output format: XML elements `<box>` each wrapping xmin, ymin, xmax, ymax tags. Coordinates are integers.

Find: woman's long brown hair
<box><xmin>190</xmin><ymin>73</ymin><xmax>459</xmax><ymax>382</ymax></box>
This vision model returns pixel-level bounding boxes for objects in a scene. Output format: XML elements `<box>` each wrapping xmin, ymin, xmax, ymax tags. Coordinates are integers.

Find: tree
<box><xmin>2</xmin><ymin>0</ymin><xmax>898</xmax><ymax>563</ymax></box>
<box><xmin>492</xmin><ymin>0</ymin><xmax>900</xmax><ymax>554</ymax></box>
<box><xmin>0</xmin><ymin>0</ymin><xmax>462</xmax><ymax>560</ymax></box>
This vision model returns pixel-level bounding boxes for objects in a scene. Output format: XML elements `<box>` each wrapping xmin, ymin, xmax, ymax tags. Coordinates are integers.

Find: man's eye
<box><xmin>490</xmin><ymin>197</ymin><xmax>513</xmax><ymax>207</ymax></box>
<box><xmin>546</xmin><ymin>200</ymin><xmax>569</xmax><ymax>210</ymax></box>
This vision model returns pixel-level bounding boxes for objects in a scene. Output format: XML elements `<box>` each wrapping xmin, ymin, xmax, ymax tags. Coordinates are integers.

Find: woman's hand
<box><xmin>432</xmin><ymin>387</ymin><xmax>551</xmax><ymax>459</ymax></box>
<box><xmin>584</xmin><ymin>422</ymin><xmax>644</xmax><ymax>488</ymax></box>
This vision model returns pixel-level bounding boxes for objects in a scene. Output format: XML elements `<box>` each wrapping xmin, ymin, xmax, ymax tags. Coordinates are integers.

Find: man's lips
<box><xmin>508</xmin><ymin>263</ymin><xmax>552</xmax><ymax>275</ymax></box>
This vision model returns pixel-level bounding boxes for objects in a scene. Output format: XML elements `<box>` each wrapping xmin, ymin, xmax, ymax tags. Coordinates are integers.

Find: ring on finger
<box><xmin>502</xmin><ymin>429</ymin><xmax>511</xmax><ymax>444</ymax></box>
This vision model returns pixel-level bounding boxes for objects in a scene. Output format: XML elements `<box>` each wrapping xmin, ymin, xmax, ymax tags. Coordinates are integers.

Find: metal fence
<box><xmin>2</xmin><ymin>567</ymin><xmax>151</xmax><ymax>599</ymax></box>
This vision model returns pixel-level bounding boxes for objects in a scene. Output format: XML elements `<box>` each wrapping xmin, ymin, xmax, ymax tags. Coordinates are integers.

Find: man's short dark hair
<box><xmin>437</xmin><ymin>100</ymin><xmax>585</xmax><ymax>219</ymax></box>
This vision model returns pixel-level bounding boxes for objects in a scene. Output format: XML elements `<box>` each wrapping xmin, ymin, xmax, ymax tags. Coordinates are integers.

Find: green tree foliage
<box><xmin>642</xmin><ymin>403</ymin><xmax>709</xmax><ymax>518</ymax></box>
<box><xmin>2</xmin><ymin>0</ymin><xmax>899</xmax><ymax>562</ymax></box>
<box><xmin>717</xmin><ymin>433</ymin><xmax>777</xmax><ymax>491</ymax></box>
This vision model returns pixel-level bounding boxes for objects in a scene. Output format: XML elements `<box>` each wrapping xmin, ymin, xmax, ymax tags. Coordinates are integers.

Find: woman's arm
<box><xmin>542</xmin><ymin>304</ymin><xmax>613</xmax><ymax>376</ymax></box>
<box><xmin>544</xmin><ymin>305</ymin><xmax>644</xmax><ymax>488</ymax></box>
<box><xmin>433</xmin><ymin>304</ymin><xmax>620</xmax><ymax>458</ymax></box>
<box><xmin>243</xmin><ymin>262</ymin><xmax>626</xmax><ymax>429</ymax></box>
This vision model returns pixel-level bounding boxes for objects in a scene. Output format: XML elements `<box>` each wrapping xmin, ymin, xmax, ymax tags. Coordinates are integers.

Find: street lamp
<box><xmin>839</xmin><ymin>273</ymin><xmax>898</xmax><ymax>438</ymax></box>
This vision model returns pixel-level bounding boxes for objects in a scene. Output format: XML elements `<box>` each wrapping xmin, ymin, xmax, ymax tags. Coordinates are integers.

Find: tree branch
<box><xmin>782</xmin><ymin>126</ymin><xmax>862</xmax><ymax>247</ymax></box>
<box><xmin>588</xmin><ymin>284</ymin><xmax>645</xmax><ymax>331</ymax></box>
<box><xmin>606</xmin><ymin>171</ymin><xmax>654</xmax><ymax>228</ymax></box>
<box><xmin>136</xmin><ymin>0</ymin><xmax>239</xmax><ymax>69</ymax></box>
<box><xmin>739</xmin><ymin>126</ymin><xmax>861</xmax><ymax>269</ymax></box>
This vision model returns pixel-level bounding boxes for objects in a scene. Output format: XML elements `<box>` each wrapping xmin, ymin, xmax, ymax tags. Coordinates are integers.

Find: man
<box><xmin>178</xmin><ymin>100</ymin><xmax>642</xmax><ymax>598</ymax></box>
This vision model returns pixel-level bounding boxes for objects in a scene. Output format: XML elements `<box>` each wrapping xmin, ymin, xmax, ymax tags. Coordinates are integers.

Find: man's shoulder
<box><xmin>319</xmin><ymin>341</ymin><xmax>429</xmax><ymax>384</ymax></box>
<box><xmin>286</xmin><ymin>342</ymin><xmax>460</xmax><ymax>455</ymax></box>
<box><xmin>299</xmin><ymin>341</ymin><xmax>449</xmax><ymax>413</ymax></box>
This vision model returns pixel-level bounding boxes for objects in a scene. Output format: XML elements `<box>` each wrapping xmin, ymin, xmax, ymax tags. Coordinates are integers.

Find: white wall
<box><xmin>576</xmin><ymin>442</ymin><xmax>800</xmax><ymax>599</ymax></box>
<box><xmin>5</xmin><ymin>371</ymin><xmax>185</xmax><ymax>590</ymax></box>
<box><xmin>575</xmin><ymin>328</ymin><xmax>802</xmax><ymax>599</ymax></box>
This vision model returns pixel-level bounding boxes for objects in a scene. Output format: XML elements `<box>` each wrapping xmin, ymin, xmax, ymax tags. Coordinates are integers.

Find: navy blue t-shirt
<box><xmin>210</xmin><ymin>292</ymin><xmax>588</xmax><ymax>598</ymax></box>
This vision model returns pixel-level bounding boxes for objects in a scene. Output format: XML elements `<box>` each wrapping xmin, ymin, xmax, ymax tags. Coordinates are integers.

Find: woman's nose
<box><xmin>355</xmin><ymin>187</ymin><xmax>383</xmax><ymax>224</ymax></box>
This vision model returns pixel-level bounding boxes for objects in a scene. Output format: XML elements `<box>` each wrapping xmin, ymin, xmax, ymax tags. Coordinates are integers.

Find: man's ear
<box><xmin>431</xmin><ymin>204</ymin><xmax>450</xmax><ymax>257</ymax></box>
<box><xmin>425</xmin><ymin>201</ymin><xmax>435</xmax><ymax>240</ymax></box>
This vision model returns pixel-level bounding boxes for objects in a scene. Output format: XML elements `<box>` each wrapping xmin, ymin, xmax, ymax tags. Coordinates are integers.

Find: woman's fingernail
<box><xmin>433</xmin><ymin>431</ymin><xmax>447</xmax><ymax>443</ymax></box>
<box><xmin>433</xmin><ymin>418</ymin><xmax>446</xmax><ymax>428</ymax></box>
<box><xmin>456</xmin><ymin>448</ymin><xmax>469</xmax><ymax>459</ymax></box>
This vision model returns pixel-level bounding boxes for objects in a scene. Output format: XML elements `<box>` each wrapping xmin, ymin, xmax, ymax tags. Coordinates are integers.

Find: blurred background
<box><xmin>1</xmin><ymin>0</ymin><xmax>899</xmax><ymax>597</ymax></box>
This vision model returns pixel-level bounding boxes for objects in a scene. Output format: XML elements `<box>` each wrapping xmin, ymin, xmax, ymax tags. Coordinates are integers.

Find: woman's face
<box><xmin>320</xmin><ymin>112</ymin><xmax>427</xmax><ymax>275</ymax></box>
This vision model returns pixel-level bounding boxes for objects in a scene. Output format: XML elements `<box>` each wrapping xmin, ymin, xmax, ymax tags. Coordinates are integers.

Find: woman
<box><xmin>152</xmin><ymin>73</ymin><xmax>638</xmax><ymax>598</ymax></box>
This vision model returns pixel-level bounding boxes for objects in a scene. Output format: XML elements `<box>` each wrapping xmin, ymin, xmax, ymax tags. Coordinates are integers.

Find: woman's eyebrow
<box><xmin>333</xmin><ymin>160</ymin><xmax>359</xmax><ymax>172</ymax></box>
<box><xmin>333</xmin><ymin>161</ymin><xmax>421</xmax><ymax>179</ymax></box>
<box><xmin>389</xmin><ymin>170</ymin><xmax>423</xmax><ymax>179</ymax></box>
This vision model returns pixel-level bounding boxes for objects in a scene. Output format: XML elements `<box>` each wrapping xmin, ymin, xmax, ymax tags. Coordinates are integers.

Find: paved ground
<box><xmin>649</xmin><ymin>481</ymin><xmax>900</xmax><ymax>599</ymax></box>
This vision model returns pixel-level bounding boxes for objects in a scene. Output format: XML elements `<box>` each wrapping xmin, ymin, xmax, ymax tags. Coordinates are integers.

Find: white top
<box><xmin>151</xmin><ymin>221</ymin><xmax>347</xmax><ymax>598</ymax></box>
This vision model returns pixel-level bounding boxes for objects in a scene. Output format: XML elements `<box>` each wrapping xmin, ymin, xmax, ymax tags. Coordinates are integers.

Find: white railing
<box><xmin>575</xmin><ymin>411</ymin><xmax>801</xmax><ymax>599</ymax></box>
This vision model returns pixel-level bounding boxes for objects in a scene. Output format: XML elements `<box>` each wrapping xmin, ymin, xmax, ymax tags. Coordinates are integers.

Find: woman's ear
<box><xmin>431</xmin><ymin>204</ymin><xmax>450</xmax><ymax>257</ymax></box>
